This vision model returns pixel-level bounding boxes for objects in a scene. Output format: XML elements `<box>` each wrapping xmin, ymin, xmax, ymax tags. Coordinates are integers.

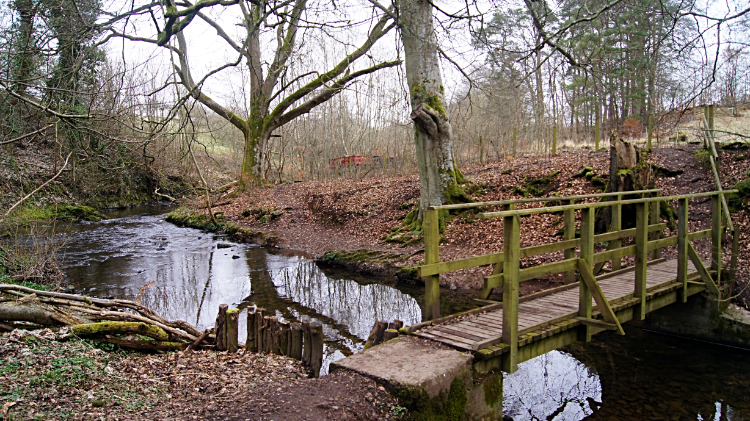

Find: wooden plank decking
<box><xmin>413</xmin><ymin>259</ymin><xmax>699</xmax><ymax>352</ymax></box>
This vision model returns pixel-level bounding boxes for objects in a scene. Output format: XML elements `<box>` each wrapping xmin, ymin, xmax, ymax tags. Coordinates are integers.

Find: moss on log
<box><xmin>71</xmin><ymin>321</ymin><xmax>170</xmax><ymax>341</ymax></box>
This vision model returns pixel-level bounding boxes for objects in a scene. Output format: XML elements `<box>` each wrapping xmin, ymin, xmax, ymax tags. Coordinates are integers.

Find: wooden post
<box><xmin>364</xmin><ymin>321</ymin><xmax>388</xmax><ymax>350</ymax></box>
<box><xmin>302</xmin><ymin>321</ymin><xmax>312</xmax><ymax>366</ymax></box>
<box><xmin>226</xmin><ymin>308</ymin><xmax>239</xmax><ymax>353</ymax></box>
<box><xmin>711</xmin><ymin>194</ymin><xmax>721</xmax><ymax>275</ymax></box>
<box><xmin>263</xmin><ymin>316</ymin><xmax>273</xmax><ymax>353</ymax></box>
<box><xmin>383</xmin><ymin>329</ymin><xmax>399</xmax><ymax>342</ymax></box>
<box><xmin>594</xmin><ymin>118</ymin><xmax>600</xmax><ymax>150</ymax></box>
<box><xmin>563</xmin><ymin>199</ymin><xmax>576</xmax><ymax>284</ymax></box>
<box><xmin>647</xmin><ymin>114</ymin><xmax>653</xmax><ymax>149</ymax></box>
<box><xmin>579</xmin><ymin>208</ymin><xmax>594</xmax><ymax>343</ymax></box>
<box><xmin>502</xmin><ymin>211</ymin><xmax>520</xmax><ymax>373</ymax></box>
<box><xmin>678</xmin><ymin>198</ymin><xmax>689</xmax><ymax>302</ymax></box>
<box><xmin>512</xmin><ymin>127</ymin><xmax>517</xmax><ymax>158</ymax></box>
<box><xmin>423</xmin><ymin>208</ymin><xmax>440</xmax><ymax>321</ymax></box>
<box><xmin>215</xmin><ymin>304</ymin><xmax>228</xmax><ymax>352</ymax></box>
<box><xmin>611</xmin><ymin>194</ymin><xmax>622</xmax><ymax>270</ymax></box>
<box><xmin>552</xmin><ymin>125</ymin><xmax>558</xmax><ymax>155</ymax></box>
<box><xmin>255</xmin><ymin>308</ymin><xmax>265</xmax><ymax>353</ymax></box>
<box><xmin>277</xmin><ymin>321</ymin><xmax>289</xmax><ymax>355</ymax></box>
<box><xmin>309</xmin><ymin>321</ymin><xmax>324</xmax><ymax>378</ymax></box>
<box><xmin>635</xmin><ymin>202</ymin><xmax>649</xmax><ymax>320</ymax></box>
<box><xmin>388</xmin><ymin>320</ymin><xmax>404</xmax><ymax>330</ymax></box>
<box><xmin>290</xmin><ymin>323</ymin><xmax>303</xmax><ymax>360</ymax></box>
<box><xmin>246</xmin><ymin>307</ymin><xmax>257</xmax><ymax>351</ymax></box>
<box><xmin>708</xmin><ymin>104</ymin><xmax>715</xmax><ymax>133</ymax></box>
<box><xmin>650</xmin><ymin>191</ymin><xmax>661</xmax><ymax>259</ymax></box>
<box><xmin>271</xmin><ymin>318</ymin><xmax>280</xmax><ymax>354</ymax></box>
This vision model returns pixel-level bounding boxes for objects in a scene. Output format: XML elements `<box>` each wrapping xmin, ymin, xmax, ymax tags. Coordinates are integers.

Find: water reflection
<box><xmin>504</xmin><ymin>327</ymin><xmax>750</xmax><ymax>420</ymax></box>
<box><xmin>504</xmin><ymin>351</ymin><xmax>602</xmax><ymax>420</ymax></box>
<box><xmin>56</xmin><ymin>207</ymin><xmax>422</xmax><ymax>375</ymax></box>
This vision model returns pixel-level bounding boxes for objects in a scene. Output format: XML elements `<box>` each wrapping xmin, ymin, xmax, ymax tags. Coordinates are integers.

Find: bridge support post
<box><xmin>610</xmin><ymin>194</ymin><xmax>622</xmax><ymax>271</ymax></box>
<box><xmin>650</xmin><ymin>191</ymin><xmax>661</xmax><ymax>259</ymax></box>
<box><xmin>678</xmin><ymin>198</ymin><xmax>689</xmax><ymax>303</ymax></box>
<box><xmin>578</xmin><ymin>208</ymin><xmax>594</xmax><ymax>342</ymax></box>
<box><xmin>711</xmin><ymin>194</ymin><xmax>721</xmax><ymax>275</ymax></box>
<box><xmin>563</xmin><ymin>199</ymin><xmax>576</xmax><ymax>284</ymax></box>
<box><xmin>423</xmin><ymin>208</ymin><xmax>440</xmax><ymax>321</ymax></box>
<box><xmin>635</xmin><ymin>202</ymin><xmax>649</xmax><ymax>320</ymax></box>
<box><xmin>502</xmin><ymin>212</ymin><xmax>520</xmax><ymax>373</ymax></box>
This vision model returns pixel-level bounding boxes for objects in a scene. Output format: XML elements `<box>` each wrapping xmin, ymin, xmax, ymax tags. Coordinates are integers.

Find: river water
<box><xmin>51</xmin><ymin>206</ymin><xmax>749</xmax><ymax>419</ymax></box>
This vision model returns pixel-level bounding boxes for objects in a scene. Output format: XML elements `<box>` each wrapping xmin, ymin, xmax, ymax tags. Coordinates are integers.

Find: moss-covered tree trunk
<box><xmin>400</xmin><ymin>0</ymin><xmax>468</xmax><ymax>224</ymax></box>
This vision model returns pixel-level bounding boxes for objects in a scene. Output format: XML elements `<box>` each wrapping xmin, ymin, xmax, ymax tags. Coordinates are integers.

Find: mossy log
<box><xmin>71</xmin><ymin>321</ymin><xmax>170</xmax><ymax>341</ymax></box>
<box><xmin>95</xmin><ymin>336</ymin><xmax>188</xmax><ymax>351</ymax></box>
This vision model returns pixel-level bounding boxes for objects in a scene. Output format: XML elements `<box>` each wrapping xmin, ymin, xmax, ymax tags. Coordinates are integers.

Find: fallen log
<box><xmin>0</xmin><ymin>284</ymin><xmax>206</xmax><ymax>349</ymax></box>
<box><xmin>71</xmin><ymin>321</ymin><xmax>170</xmax><ymax>341</ymax></box>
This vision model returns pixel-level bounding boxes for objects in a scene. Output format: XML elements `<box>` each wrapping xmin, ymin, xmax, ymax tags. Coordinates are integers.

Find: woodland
<box><xmin>1</xmin><ymin>0</ymin><xmax>750</xmax><ymax>419</ymax></box>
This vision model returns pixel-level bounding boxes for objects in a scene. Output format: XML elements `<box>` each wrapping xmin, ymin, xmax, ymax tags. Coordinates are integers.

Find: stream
<box><xmin>47</xmin><ymin>206</ymin><xmax>749</xmax><ymax>419</ymax></box>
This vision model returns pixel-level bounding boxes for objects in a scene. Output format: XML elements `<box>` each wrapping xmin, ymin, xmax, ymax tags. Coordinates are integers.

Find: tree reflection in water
<box><xmin>264</xmin><ymin>257</ymin><xmax>422</xmax><ymax>374</ymax></box>
<box><xmin>503</xmin><ymin>351</ymin><xmax>602</xmax><ymax>420</ymax></box>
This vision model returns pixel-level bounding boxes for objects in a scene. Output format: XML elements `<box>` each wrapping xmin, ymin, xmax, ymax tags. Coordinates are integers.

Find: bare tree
<box><xmin>106</xmin><ymin>0</ymin><xmax>400</xmax><ymax>186</ymax></box>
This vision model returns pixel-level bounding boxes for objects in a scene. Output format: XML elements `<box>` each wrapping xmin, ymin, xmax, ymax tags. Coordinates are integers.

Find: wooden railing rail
<box><xmin>428</xmin><ymin>189</ymin><xmax>662</xmax><ymax>211</ymax></box>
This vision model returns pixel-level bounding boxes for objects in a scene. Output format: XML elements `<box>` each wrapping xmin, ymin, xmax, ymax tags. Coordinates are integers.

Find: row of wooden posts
<box><xmin>214</xmin><ymin>304</ymin><xmax>325</xmax><ymax>377</ymax></box>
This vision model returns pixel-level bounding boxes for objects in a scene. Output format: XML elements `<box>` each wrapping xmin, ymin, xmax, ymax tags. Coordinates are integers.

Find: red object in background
<box><xmin>329</xmin><ymin>155</ymin><xmax>367</xmax><ymax>167</ymax></box>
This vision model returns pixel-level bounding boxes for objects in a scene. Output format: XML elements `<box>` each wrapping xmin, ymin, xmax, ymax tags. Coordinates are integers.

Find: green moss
<box><xmin>573</xmin><ymin>166</ymin><xmax>595</xmax><ymax>178</ymax></box>
<box><xmin>695</xmin><ymin>149</ymin><xmax>711</xmax><ymax>166</ymax></box>
<box><xmin>395</xmin><ymin>265</ymin><xmax>419</xmax><ymax>281</ymax></box>
<box><xmin>660</xmin><ymin>200</ymin><xmax>678</xmax><ymax>229</ymax></box>
<box><xmin>12</xmin><ymin>203</ymin><xmax>104</xmax><ymax>223</ymax></box>
<box><xmin>482</xmin><ymin>372</ymin><xmax>503</xmax><ymax>408</ymax></box>
<box><xmin>524</xmin><ymin>171</ymin><xmax>561</xmax><ymax>197</ymax></box>
<box><xmin>445</xmin><ymin>378</ymin><xmax>467</xmax><ymax>421</ymax></box>
<box><xmin>391</xmin><ymin>377</ymin><xmax>467</xmax><ymax>421</ymax></box>
<box><xmin>512</xmin><ymin>186</ymin><xmax>528</xmax><ymax>198</ymax></box>
<box><xmin>320</xmin><ymin>249</ymin><xmax>408</xmax><ymax>269</ymax></box>
<box><xmin>727</xmin><ymin>178</ymin><xmax>750</xmax><ymax>212</ymax></box>
<box><xmin>591</xmin><ymin>176</ymin><xmax>607</xmax><ymax>190</ymax></box>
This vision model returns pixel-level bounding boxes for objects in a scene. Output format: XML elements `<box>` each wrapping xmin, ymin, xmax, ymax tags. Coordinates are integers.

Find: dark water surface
<box><xmin>504</xmin><ymin>326</ymin><xmax>750</xmax><ymax>420</ymax></box>
<box><xmin>52</xmin><ymin>206</ymin><xmax>750</xmax><ymax>417</ymax></box>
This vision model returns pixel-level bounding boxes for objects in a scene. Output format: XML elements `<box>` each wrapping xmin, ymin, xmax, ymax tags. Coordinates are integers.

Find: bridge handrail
<box><xmin>480</xmin><ymin>190</ymin><xmax>738</xmax><ymax>219</ymax></box>
<box><xmin>428</xmin><ymin>188</ymin><xmax>662</xmax><ymax>211</ymax></box>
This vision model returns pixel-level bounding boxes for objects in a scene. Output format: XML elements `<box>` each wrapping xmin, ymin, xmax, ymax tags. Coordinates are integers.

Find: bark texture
<box><xmin>400</xmin><ymin>0</ymin><xmax>468</xmax><ymax>223</ymax></box>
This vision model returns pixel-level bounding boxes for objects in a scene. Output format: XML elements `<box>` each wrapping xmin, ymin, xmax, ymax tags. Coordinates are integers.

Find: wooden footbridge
<box><xmin>409</xmin><ymin>188</ymin><xmax>739</xmax><ymax>374</ymax></box>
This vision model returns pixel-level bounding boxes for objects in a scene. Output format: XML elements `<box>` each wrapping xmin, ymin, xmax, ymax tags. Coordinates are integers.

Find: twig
<box><xmin>4</xmin><ymin>152</ymin><xmax>72</xmax><ymax>218</ymax></box>
<box><xmin>0</xmin><ymin>123</ymin><xmax>57</xmax><ymax>145</ymax></box>
<box><xmin>154</xmin><ymin>187</ymin><xmax>178</xmax><ymax>202</ymax></box>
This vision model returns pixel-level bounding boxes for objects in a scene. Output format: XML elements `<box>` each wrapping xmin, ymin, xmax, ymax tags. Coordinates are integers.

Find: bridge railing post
<box><xmin>578</xmin><ymin>207</ymin><xmax>594</xmax><ymax>343</ymax></box>
<box><xmin>650</xmin><ymin>191</ymin><xmax>661</xmax><ymax>259</ymax></box>
<box><xmin>563</xmin><ymin>199</ymin><xmax>576</xmax><ymax>284</ymax></box>
<box><xmin>423</xmin><ymin>208</ymin><xmax>440</xmax><ymax>321</ymax></box>
<box><xmin>711</xmin><ymin>194</ymin><xmax>722</xmax><ymax>285</ymax></box>
<box><xmin>502</xmin><ymin>211</ymin><xmax>520</xmax><ymax>373</ymax></box>
<box><xmin>678</xmin><ymin>198</ymin><xmax>689</xmax><ymax>302</ymax></box>
<box><xmin>610</xmin><ymin>194</ymin><xmax>622</xmax><ymax>271</ymax></box>
<box><xmin>635</xmin><ymin>202</ymin><xmax>649</xmax><ymax>320</ymax></box>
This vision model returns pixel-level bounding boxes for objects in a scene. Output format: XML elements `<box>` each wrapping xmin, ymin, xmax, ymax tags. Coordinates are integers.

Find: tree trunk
<box><xmin>399</xmin><ymin>0</ymin><xmax>468</xmax><ymax>224</ymax></box>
